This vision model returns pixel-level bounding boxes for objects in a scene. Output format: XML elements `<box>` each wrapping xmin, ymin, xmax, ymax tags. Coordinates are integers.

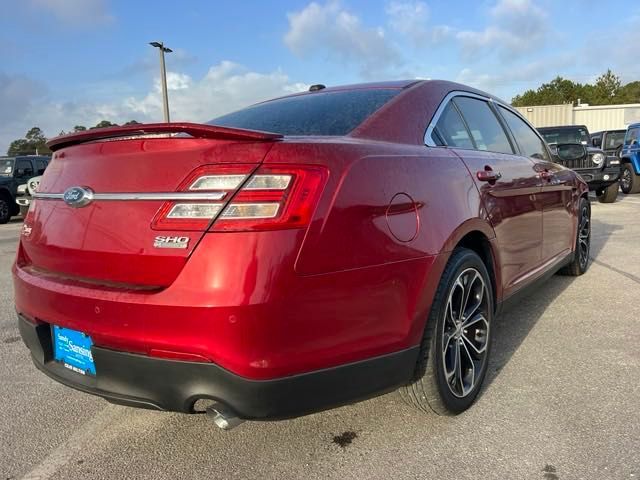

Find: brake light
<box><xmin>151</xmin><ymin>164</ymin><xmax>327</xmax><ymax>232</ymax></box>
<box><xmin>212</xmin><ymin>165</ymin><xmax>328</xmax><ymax>232</ymax></box>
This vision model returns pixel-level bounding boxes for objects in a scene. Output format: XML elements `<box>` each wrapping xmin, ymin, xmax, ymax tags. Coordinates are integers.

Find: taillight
<box><xmin>152</xmin><ymin>164</ymin><xmax>256</xmax><ymax>231</ymax></box>
<box><xmin>152</xmin><ymin>164</ymin><xmax>327</xmax><ymax>232</ymax></box>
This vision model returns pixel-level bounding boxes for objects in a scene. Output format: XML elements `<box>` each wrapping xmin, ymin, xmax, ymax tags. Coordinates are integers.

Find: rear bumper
<box><xmin>18</xmin><ymin>314</ymin><xmax>418</xmax><ymax>419</ymax></box>
<box><xmin>13</xmin><ymin>235</ymin><xmax>439</xmax><ymax>380</ymax></box>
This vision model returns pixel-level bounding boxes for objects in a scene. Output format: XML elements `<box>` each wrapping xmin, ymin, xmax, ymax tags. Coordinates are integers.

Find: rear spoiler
<box><xmin>46</xmin><ymin>122</ymin><xmax>283</xmax><ymax>151</ymax></box>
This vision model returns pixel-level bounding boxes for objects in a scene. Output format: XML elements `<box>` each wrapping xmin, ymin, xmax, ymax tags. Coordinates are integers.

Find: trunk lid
<box><xmin>20</xmin><ymin>124</ymin><xmax>281</xmax><ymax>287</ymax></box>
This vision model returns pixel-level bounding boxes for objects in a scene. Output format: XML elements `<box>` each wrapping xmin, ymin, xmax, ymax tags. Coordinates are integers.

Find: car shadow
<box><xmin>480</xmin><ymin>214</ymin><xmax>618</xmax><ymax>395</ymax></box>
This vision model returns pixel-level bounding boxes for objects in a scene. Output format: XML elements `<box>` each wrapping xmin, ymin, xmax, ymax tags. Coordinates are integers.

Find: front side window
<box><xmin>431</xmin><ymin>102</ymin><xmax>474</xmax><ymax>149</ymax></box>
<box><xmin>453</xmin><ymin>97</ymin><xmax>513</xmax><ymax>154</ymax></box>
<box><xmin>626</xmin><ymin>127</ymin><xmax>640</xmax><ymax>145</ymax></box>
<box><xmin>499</xmin><ymin>107</ymin><xmax>550</xmax><ymax>161</ymax></box>
<box><xmin>15</xmin><ymin>159</ymin><xmax>33</xmax><ymax>177</ymax></box>
<box><xmin>605</xmin><ymin>132</ymin><xmax>625</xmax><ymax>150</ymax></box>
<box><xmin>0</xmin><ymin>159</ymin><xmax>13</xmax><ymax>176</ymax></box>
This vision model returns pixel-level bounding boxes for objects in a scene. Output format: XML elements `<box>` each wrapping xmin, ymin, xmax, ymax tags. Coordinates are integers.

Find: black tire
<box><xmin>400</xmin><ymin>248</ymin><xmax>493</xmax><ymax>415</ymax></box>
<box><xmin>620</xmin><ymin>163</ymin><xmax>640</xmax><ymax>194</ymax></box>
<box><xmin>559</xmin><ymin>197</ymin><xmax>590</xmax><ymax>276</ymax></box>
<box><xmin>0</xmin><ymin>197</ymin><xmax>11</xmax><ymax>224</ymax></box>
<box><xmin>597</xmin><ymin>182</ymin><xmax>618</xmax><ymax>203</ymax></box>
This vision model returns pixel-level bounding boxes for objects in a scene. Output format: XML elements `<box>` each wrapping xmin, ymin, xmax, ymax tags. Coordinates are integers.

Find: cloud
<box><xmin>0</xmin><ymin>63</ymin><xmax>307</xmax><ymax>154</ymax></box>
<box><xmin>386</xmin><ymin>1</ymin><xmax>429</xmax><ymax>44</ymax></box>
<box><xmin>27</xmin><ymin>0</ymin><xmax>114</xmax><ymax>26</ymax></box>
<box><xmin>124</xmin><ymin>61</ymin><xmax>307</xmax><ymax>122</ymax></box>
<box><xmin>116</xmin><ymin>49</ymin><xmax>198</xmax><ymax>78</ymax></box>
<box><xmin>455</xmin><ymin>0</ymin><xmax>548</xmax><ymax>59</ymax></box>
<box><xmin>455</xmin><ymin>55</ymin><xmax>573</xmax><ymax>101</ymax></box>
<box><xmin>284</xmin><ymin>1</ymin><xmax>402</xmax><ymax>78</ymax></box>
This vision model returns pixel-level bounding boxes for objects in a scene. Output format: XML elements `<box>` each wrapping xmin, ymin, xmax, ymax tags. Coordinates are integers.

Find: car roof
<box><xmin>628</xmin><ymin>122</ymin><xmax>640</xmax><ymax>129</ymax></box>
<box><xmin>591</xmin><ymin>129</ymin><xmax>626</xmax><ymax>135</ymax></box>
<box><xmin>538</xmin><ymin>125</ymin><xmax>588</xmax><ymax>131</ymax></box>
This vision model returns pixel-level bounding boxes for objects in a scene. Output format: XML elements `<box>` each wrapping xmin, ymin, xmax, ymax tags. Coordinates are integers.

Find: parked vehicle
<box><xmin>15</xmin><ymin>175</ymin><xmax>42</xmax><ymax>217</ymax></box>
<box><xmin>538</xmin><ymin>125</ymin><xmax>620</xmax><ymax>203</ymax></box>
<box><xmin>14</xmin><ymin>81</ymin><xmax>590</xmax><ymax>428</ymax></box>
<box><xmin>0</xmin><ymin>156</ymin><xmax>50</xmax><ymax>223</ymax></box>
<box><xmin>619</xmin><ymin>123</ymin><xmax>640</xmax><ymax>194</ymax></box>
<box><xmin>590</xmin><ymin>129</ymin><xmax>626</xmax><ymax>158</ymax></box>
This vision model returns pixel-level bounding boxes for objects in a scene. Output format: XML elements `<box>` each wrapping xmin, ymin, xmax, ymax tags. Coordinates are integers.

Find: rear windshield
<box><xmin>208</xmin><ymin>89</ymin><xmax>401</xmax><ymax>136</ymax></box>
<box><xmin>539</xmin><ymin>127</ymin><xmax>590</xmax><ymax>145</ymax></box>
<box><xmin>0</xmin><ymin>159</ymin><xmax>14</xmax><ymax>176</ymax></box>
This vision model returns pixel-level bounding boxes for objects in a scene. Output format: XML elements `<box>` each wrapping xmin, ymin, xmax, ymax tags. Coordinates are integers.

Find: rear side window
<box><xmin>499</xmin><ymin>107</ymin><xmax>550</xmax><ymax>161</ymax></box>
<box><xmin>453</xmin><ymin>97</ymin><xmax>513</xmax><ymax>154</ymax></box>
<box><xmin>36</xmin><ymin>159</ymin><xmax>48</xmax><ymax>175</ymax></box>
<box><xmin>208</xmin><ymin>89</ymin><xmax>401</xmax><ymax>136</ymax></box>
<box><xmin>431</xmin><ymin>102</ymin><xmax>474</xmax><ymax>149</ymax></box>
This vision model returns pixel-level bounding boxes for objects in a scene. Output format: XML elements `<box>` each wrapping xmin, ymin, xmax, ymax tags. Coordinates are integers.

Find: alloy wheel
<box><xmin>0</xmin><ymin>201</ymin><xmax>9</xmax><ymax>221</ymax></box>
<box><xmin>578</xmin><ymin>205</ymin><xmax>590</xmax><ymax>269</ymax></box>
<box><xmin>441</xmin><ymin>268</ymin><xmax>490</xmax><ymax>398</ymax></box>
<box><xmin>621</xmin><ymin>168</ymin><xmax>631</xmax><ymax>192</ymax></box>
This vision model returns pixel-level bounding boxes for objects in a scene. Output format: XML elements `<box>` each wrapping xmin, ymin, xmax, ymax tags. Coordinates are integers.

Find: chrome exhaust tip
<box><xmin>206</xmin><ymin>403</ymin><xmax>245</xmax><ymax>430</ymax></box>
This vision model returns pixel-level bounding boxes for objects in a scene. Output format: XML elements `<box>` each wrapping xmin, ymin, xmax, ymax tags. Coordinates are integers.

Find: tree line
<box><xmin>6</xmin><ymin>120</ymin><xmax>140</xmax><ymax>156</ymax></box>
<box><xmin>512</xmin><ymin>69</ymin><xmax>640</xmax><ymax>107</ymax></box>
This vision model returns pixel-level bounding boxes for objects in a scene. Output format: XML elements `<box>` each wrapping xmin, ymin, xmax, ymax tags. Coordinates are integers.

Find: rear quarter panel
<box><xmin>289</xmin><ymin>143</ymin><xmax>488</xmax><ymax>274</ymax></box>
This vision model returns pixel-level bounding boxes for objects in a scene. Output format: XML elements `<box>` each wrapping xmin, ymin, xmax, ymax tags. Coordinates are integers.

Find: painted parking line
<box><xmin>20</xmin><ymin>406</ymin><xmax>129</xmax><ymax>480</ymax></box>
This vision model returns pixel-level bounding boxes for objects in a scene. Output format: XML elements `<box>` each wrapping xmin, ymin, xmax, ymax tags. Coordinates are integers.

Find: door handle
<box><xmin>477</xmin><ymin>170</ymin><xmax>502</xmax><ymax>182</ymax></box>
<box><xmin>539</xmin><ymin>170</ymin><xmax>554</xmax><ymax>181</ymax></box>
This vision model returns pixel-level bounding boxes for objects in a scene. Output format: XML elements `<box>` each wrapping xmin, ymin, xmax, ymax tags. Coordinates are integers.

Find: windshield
<box><xmin>539</xmin><ymin>127</ymin><xmax>590</xmax><ymax>145</ymax></box>
<box><xmin>0</xmin><ymin>159</ymin><xmax>14</xmax><ymax>176</ymax></box>
<box><xmin>208</xmin><ymin>88</ymin><xmax>401</xmax><ymax>136</ymax></box>
<box><xmin>605</xmin><ymin>132</ymin><xmax>626</xmax><ymax>149</ymax></box>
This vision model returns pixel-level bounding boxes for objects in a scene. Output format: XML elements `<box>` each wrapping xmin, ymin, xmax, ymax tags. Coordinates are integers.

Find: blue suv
<box><xmin>620</xmin><ymin>123</ymin><xmax>640</xmax><ymax>194</ymax></box>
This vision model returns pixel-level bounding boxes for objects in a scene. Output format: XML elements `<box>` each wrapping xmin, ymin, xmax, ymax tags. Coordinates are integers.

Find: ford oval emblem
<box><xmin>63</xmin><ymin>186</ymin><xmax>94</xmax><ymax>208</ymax></box>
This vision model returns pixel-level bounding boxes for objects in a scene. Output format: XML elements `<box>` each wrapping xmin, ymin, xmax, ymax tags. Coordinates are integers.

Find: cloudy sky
<box><xmin>1</xmin><ymin>0</ymin><xmax>638</xmax><ymax>153</ymax></box>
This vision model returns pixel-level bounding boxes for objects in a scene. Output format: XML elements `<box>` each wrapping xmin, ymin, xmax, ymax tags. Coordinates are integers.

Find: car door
<box><xmin>427</xmin><ymin>94</ymin><xmax>542</xmax><ymax>295</ymax></box>
<box><xmin>623</xmin><ymin>126</ymin><xmax>640</xmax><ymax>171</ymax></box>
<box><xmin>497</xmin><ymin>106</ymin><xmax>575</xmax><ymax>263</ymax></box>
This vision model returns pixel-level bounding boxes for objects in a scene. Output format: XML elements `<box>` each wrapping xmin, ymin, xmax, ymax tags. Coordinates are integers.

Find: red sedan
<box><xmin>14</xmin><ymin>80</ymin><xmax>590</xmax><ymax>428</ymax></box>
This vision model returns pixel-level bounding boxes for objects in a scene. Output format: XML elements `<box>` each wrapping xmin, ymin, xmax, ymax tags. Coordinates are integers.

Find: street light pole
<box><xmin>149</xmin><ymin>41</ymin><xmax>173</xmax><ymax>123</ymax></box>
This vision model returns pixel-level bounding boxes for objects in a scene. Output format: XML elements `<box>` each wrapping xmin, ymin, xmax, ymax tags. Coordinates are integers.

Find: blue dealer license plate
<box><xmin>52</xmin><ymin>326</ymin><xmax>96</xmax><ymax>376</ymax></box>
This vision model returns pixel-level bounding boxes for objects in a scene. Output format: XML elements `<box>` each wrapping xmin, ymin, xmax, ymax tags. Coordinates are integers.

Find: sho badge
<box><xmin>153</xmin><ymin>235</ymin><xmax>190</xmax><ymax>249</ymax></box>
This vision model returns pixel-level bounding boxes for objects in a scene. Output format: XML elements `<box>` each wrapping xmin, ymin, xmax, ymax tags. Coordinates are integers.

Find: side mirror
<box><xmin>591</xmin><ymin>137</ymin><xmax>601</xmax><ymax>147</ymax></box>
<box><xmin>555</xmin><ymin>143</ymin><xmax>587</xmax><ymax>162</ymax></box>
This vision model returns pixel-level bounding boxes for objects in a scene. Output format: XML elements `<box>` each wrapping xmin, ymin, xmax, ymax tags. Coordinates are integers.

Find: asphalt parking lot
<box><xmin>1</xmin><ymin>195</ymin><xmax>639</xmax><ymax>480</ymax></box>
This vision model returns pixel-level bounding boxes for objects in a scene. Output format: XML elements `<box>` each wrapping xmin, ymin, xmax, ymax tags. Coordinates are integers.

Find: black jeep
<box><xmin>538</xmin><ymin>125</ymin><xmax>620</xmax><ymax>203</ymax></box>
<box><xmin>0</xmin><ymin>155</ymin><xmax>50</xmax><ymax>223</ymax></box>
<box><xmin>590</xmin><ymin>129</ymin><xmax>626</xmax><ymax>158</ymax></box>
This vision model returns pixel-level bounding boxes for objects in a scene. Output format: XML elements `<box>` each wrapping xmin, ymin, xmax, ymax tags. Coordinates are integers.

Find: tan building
<box><xmin>515</xmin><ymin>103</ymin><xmax>640</xmax><ymax>132</ymax></box>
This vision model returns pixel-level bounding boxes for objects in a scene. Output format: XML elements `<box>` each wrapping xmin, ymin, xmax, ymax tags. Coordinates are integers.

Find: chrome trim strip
<box><xmin>33</xmin><ymin>191</ymin><xmax>227</xmax><ymax>201</ymax></box>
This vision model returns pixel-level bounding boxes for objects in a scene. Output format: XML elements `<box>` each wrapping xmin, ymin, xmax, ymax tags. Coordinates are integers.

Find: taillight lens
<box><xmin>211</xmin><ymin>165</ymin><xmax>327</xmax><ymax>232</ymax></box>
<box><xmin>152</xmin><ymin>164</ymin><xmax>327</xmax><ymax>232</ymax></box>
